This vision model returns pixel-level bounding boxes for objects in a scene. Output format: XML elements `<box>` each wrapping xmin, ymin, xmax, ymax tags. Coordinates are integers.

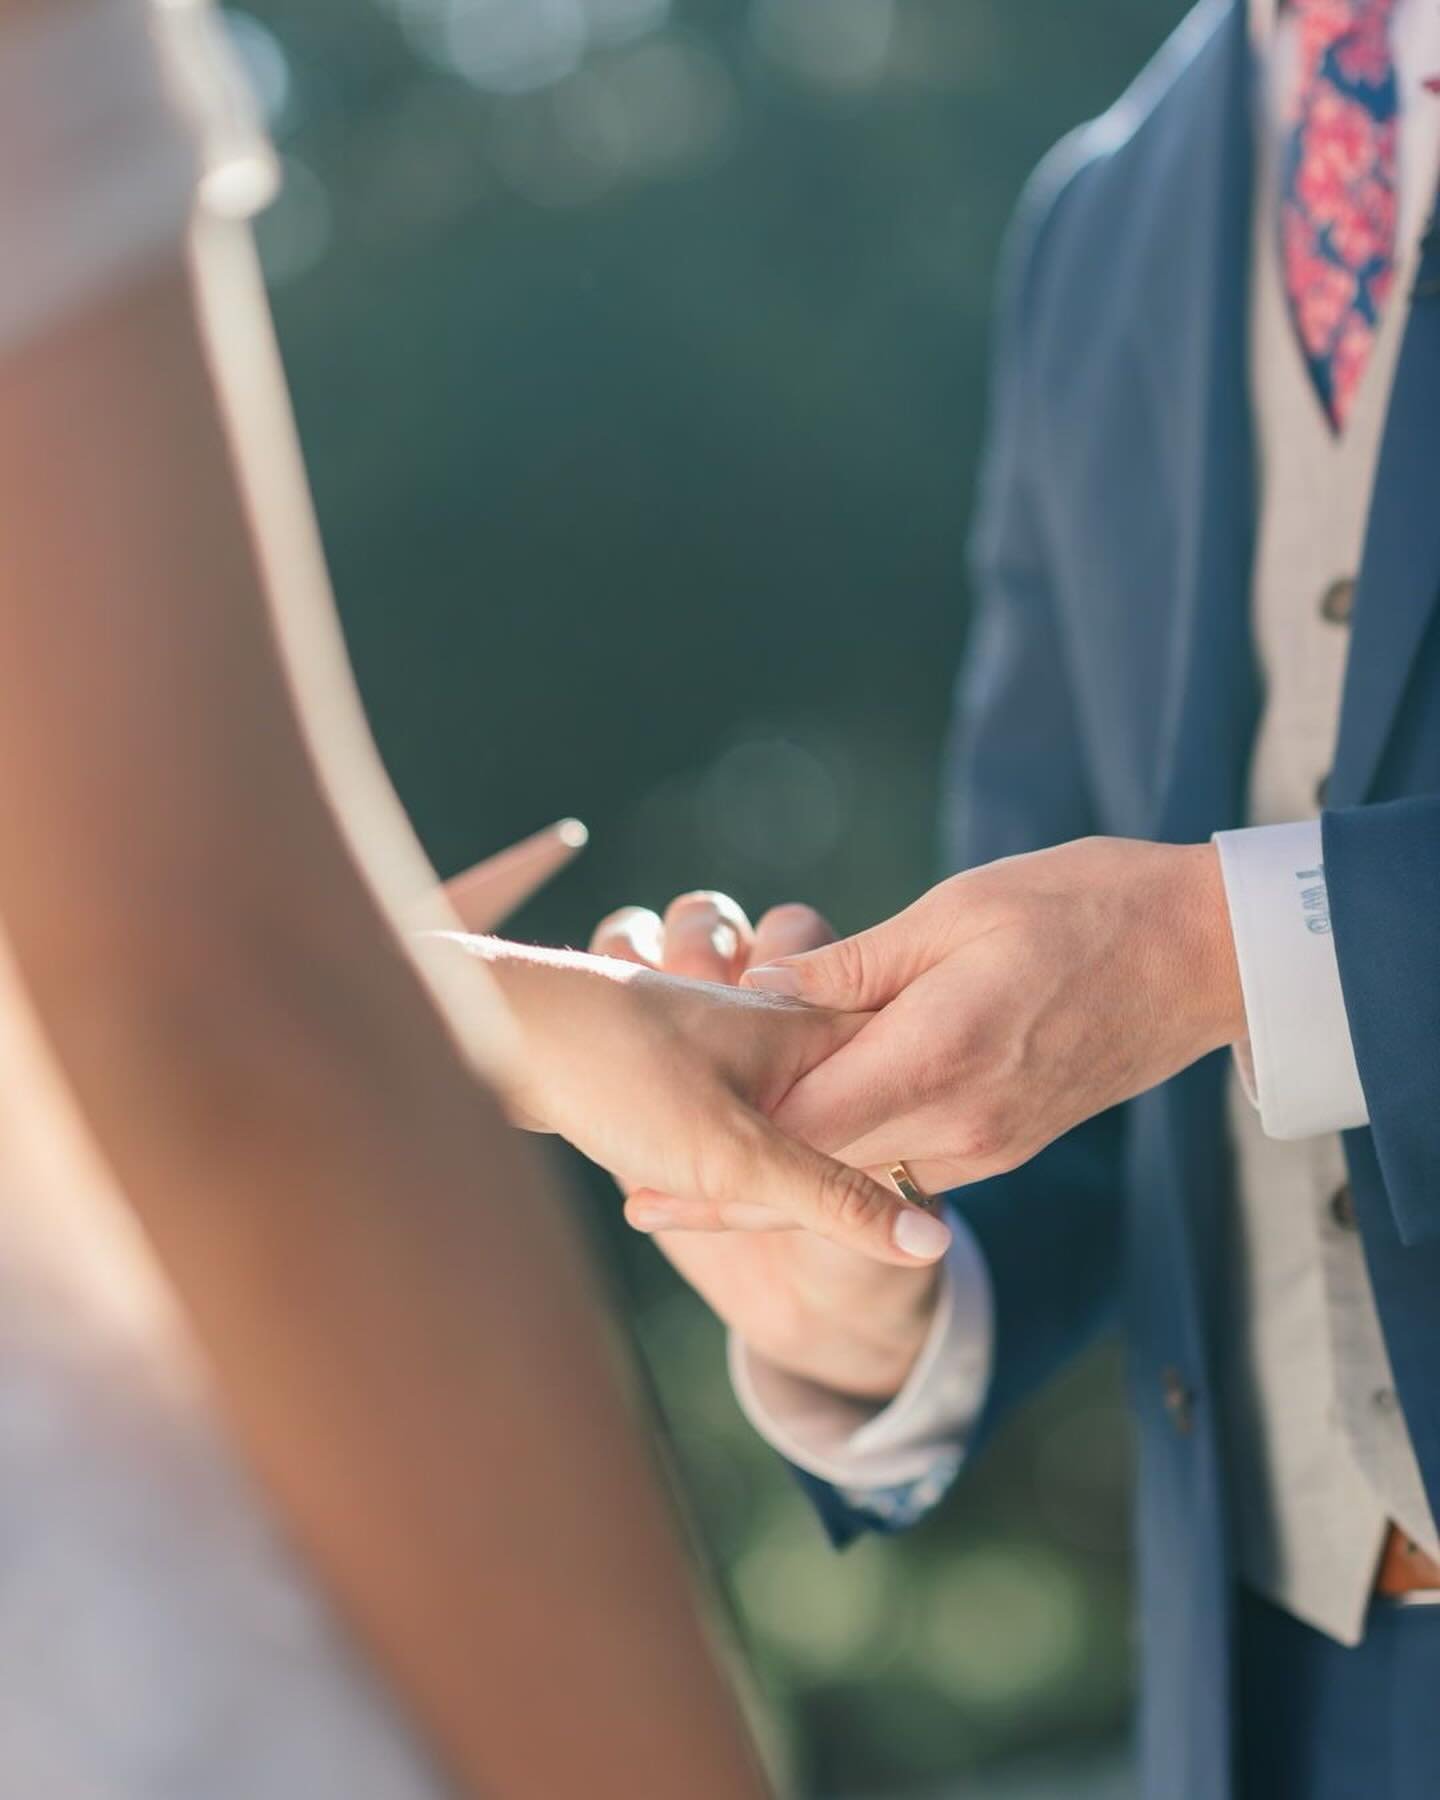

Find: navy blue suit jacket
<box><xmin>796</xmin><ymin>5</ymin><xmax>1440</xmax><ymax>1796</ymax></box>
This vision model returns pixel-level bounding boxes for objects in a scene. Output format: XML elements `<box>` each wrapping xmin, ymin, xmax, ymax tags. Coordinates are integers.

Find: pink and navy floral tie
<box><xmin>1280</xmin><ymin>0</ymin><xmax>1399</xmax><ymax>431</ymax></box>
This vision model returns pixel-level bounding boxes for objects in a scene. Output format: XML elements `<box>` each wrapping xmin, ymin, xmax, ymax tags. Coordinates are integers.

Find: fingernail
<box><xmin>710</xmin><ymin>923</ymin><xmax>740</xmax><ymax>962</ymax></box>
<box><xmin>743</xmin><ymin>964</ymin><xmax>801</xmax><ymax>996</ymax></box>
<box><xmin>893</xmin><ymin>1208</ymin><xmax>951</xmax><ymax>1262</ymax></box>
<box><xmin>629</xmin><ymin>913</ymin><xmax>666</xmax><ymax>964</ymax></box>
<box><xmin>669</xmin><ymin>902</ymin><xmax>719</xmax><ymax>946</ymax></box>
<box><xmin>629</xmin><ymin>1205</ymin><xmax>673</xmax><ymax>1232</ymax></box>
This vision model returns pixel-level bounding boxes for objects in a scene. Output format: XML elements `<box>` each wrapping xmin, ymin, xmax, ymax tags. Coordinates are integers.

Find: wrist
<box><xmin>1168</xmin><ymin>842</ymin><xmax>1248</xmax><ymax>1056</ymax></box>
<box><xmin>761</xmin><ymin>1261</ymin><xmax>941</xmax><ymax>1402</ymax></box>
<box><xmin>420</xmin><ymin>934</ymin><xmax>627</xmax><ymax>1118</ymax></box>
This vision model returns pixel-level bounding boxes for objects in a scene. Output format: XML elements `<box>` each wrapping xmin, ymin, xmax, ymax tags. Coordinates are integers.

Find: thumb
<box><xmin>708</xmin><ymin>1110</ymin><xmax>952</xmax><ymax>1267</ymax></box>
<box><xmin>740</xmin><ymin>913</ymin><xmax>919</xmax><ymax>1013</ymax></box>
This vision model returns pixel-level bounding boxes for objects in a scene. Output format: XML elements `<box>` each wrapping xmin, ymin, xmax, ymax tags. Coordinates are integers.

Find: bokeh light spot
<box><xmin>749</xmin><ymin>0</ymin><xmax>897</xmax><ymax>93</ymax></box>
<box><xmin>698</xmin><ymin>734</ymin><xmax>847</xmax><ymax>876</ymax></box>
<box><xmin>918</xmin><ymin>1545</ymin><xmax>1091</xmax><ymax>1711</ymax></box>
<box><xmin>254</xmin><ymin>156</ymin><xmax>333</xmax><ymax>284</ymax></box>
<box><xmin>221</xmin><ymin>10</ymin><xmax>295</xmax><ymax>131</ymax></box>
<box><xmin>581</xmin><ymin>0</ymin><xmax>671</xmax><ymax>49</ymax></box>
<box><xmin>388</xmin><ymin>0</ymin><xmax>588</xmax><ymax>95</ymax></box>
<box><xmin>735</xmin><ymin>1526</ymin><xmax>890</xmax><ymax>1669</ymax></box>
<box><xmin>570</xmin><ymin>33</ymin><xmax>736</xmax><ymax>180</ymax></box>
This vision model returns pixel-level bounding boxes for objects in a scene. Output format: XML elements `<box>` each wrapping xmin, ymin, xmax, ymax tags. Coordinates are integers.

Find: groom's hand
<box><xmin>589</xmin><ymin>892</ymin><xmax>947</xmax><ymax>1399</ymax></box>
<box><xmin>743</xmin><ymin>837</ymin><xmax>1247</xmax><ymax>1193</ymax></box>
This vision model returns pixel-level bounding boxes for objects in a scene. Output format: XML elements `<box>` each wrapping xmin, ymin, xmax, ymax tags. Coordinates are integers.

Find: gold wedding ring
<box><xmin>888</xmin><ymin>1162</ymin><xmax>933</xmax><ymax>1210</ymax></box>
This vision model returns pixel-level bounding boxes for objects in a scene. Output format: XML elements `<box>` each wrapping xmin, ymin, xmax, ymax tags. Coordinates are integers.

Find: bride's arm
<box><xmin>0</xmin><ymin>159</ymin><xmax>779</xmax><ymax>1800</ymax></box>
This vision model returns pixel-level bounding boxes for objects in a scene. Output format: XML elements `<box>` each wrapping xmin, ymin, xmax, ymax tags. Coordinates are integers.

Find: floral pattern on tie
<box><xmin>1280</xmin><ymin>0</ymin><xmax>1399</xmax><ymax>431</ymax></box>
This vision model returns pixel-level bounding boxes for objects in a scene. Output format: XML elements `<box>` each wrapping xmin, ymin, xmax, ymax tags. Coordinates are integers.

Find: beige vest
<box><xmin>1220</xmin><ymin>49</ymin><xmax>1440</xmax><ymax>1646</ymax></box>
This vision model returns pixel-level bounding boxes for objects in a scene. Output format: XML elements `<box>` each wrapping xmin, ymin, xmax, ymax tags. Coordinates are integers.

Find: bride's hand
<box><xmin>426</xmin><ymin>933</ymin><xmax>952</xmax><ymax>1292</ymax></box>
<box><xmin>585</xmin><ymin>895</ymin><xmax>952</xmax><ymax>1400</ymax></box>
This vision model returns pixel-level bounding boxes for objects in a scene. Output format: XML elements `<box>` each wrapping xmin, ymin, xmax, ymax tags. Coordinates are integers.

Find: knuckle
<box><xmin>757</xmin><ymin>902</ymin><xmax>833</xmax><ymax>943</ymax></box>
<box><xmin>820</xmin><ymin>931</ymin><xmax>871</xmax><ymax>998</ymax></box>
<box><xmin>665</xmin><ymin>889</ymin><xmax>734</xmax><ymax>928</ymax></box>
<box><xmin>956</xmin><ymin>1099</ymin><xmax>1016</xmax><ymax>1169</ymax></box>
<box><xmin>915</xmin><ymin>1047</ymin><xmax>956</xmax><ymax>1106</ymax></box>
<box><xmin>816</xmin><ymin>1161</ymin><xmax>888</xmax><ymax>1238</ymax></box>
<box><xmin>590</xmin><ymin>904</ymin><xmax>637</xmax><ymax>945</ymax></box>
<box><xmin>693</xmin><ymin>1109</ymin><xmax>766</xmax><ymax>1207</ymax></box>
<box><xmin>591</xmin><ymin>905</ymin><xmax>661</xmax><ymax>962</ymax></box>
<box><xmin>663</xmin><ymin>892</ymin><xmax>749</xmax><ymax>978</ymax></box>
<box><xmin>666</xmin><ymin>889</ymin><xmax>718</xmax><ymax>917</ymax></box>
<box><xmin>840</xmin><ymin>934</ymin><xmax>872</xmax><ymax>989</ymax></box>
<box><xmin>661</xmin><ymin>895</ymin><xmax>720</xmax><ymax>946</ymax></box>
<box><xmin>665</xmin><ymin>942</ymin><xmax>730</xmax><ymax>981</ymax></box>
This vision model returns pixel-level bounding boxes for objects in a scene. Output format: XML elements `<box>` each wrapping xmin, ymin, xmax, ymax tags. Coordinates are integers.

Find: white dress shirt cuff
<box><xmin>1213</xmin><ymin>820</ymin><xmax>1369</xmax><ymax>1139</ymax></box>
<box><xmin>727</xmin><ymin>1207</ymin><xmax>994</xmax><ymax>1490</ymax></box>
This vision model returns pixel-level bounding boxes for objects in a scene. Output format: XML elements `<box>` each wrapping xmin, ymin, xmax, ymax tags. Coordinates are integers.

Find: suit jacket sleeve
<box><xmin>1323</xmin><ymin>795</ymin><xmax>1440</xmax><ymax>1247</ymax></box>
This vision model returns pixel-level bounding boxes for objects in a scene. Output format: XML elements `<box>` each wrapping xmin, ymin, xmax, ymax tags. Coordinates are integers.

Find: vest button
<box><xmin>1373</xmin><ymin>1386</ymin><xmax>1399</xmax><ymax>1415</ymax></box>
<box><xmin>1316</xmin><ymin>773</ymin><xmax>1330</xmax><ymax>808</ymax></box>
<box><xmin>1330</xmin><ymin>1183</ymin><xmax>1357</xmax><ymax>1230</ymax></box>
<box><xmin>1161</xmin><ymin>1366</ymin><xmax>1195</xmax><ymax>1435</ymax></box>
<box><xmin>1320</xmin><ymin>577</ymin><xmax>1356</xmax><ymax>625</ymax></box>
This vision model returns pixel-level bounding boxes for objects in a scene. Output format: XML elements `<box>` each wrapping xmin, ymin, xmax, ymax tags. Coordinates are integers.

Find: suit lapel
<box><xmin>1152</xmin><ymin>0</ymin><xmax>1261</xmax><ymax>846</ymax></box>
<box><xmin>1329</xmin><ymin>211</ymin><xmax>1440</xmax><ymax>808</ymax></box>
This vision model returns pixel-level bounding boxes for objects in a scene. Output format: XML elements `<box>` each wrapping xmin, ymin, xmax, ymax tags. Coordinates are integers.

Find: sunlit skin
<box><xmin>0</xmin><ymin>179</ymin><xmax>882</xmax><ymax>1800</ymax></box>
<box><xmin>581</xmin><ymin>841</ymin><xmax>1245</xmax><ymax>1403</ymax></box>
<box><xmin>579</xmin><ymin>894</ymin><xmax>944</xmax><ymax>1400</ymax></box>
<box><xmin>0</xmin><ymin>1</ymin><xmax>971</xmax><ymax>1781</ymax></box>
<box><xmin>425</xmin><ymin>933</ymin><xmax>954</xmax><ymax>1281</ymax></box>
<box><xmin>751</xmin><ymin>839</ymin><xmax>1246</xmax><ymax>1192</ymax></box>
<box><xmin>429</xmin><ymin>871</ymin><xmax>960</xmax><ymax>1398</ymax></box>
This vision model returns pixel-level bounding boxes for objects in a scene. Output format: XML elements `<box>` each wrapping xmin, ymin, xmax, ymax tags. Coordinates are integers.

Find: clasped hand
<box><xmin>743</xmin><ymin>836</ymin><xmax>1246</xmax><ymax>1194</ymax></box>
<box><xmin>440</xmin><ymin>835</ymin><xmax>1245</xmax><ymax>1399</ymax></box>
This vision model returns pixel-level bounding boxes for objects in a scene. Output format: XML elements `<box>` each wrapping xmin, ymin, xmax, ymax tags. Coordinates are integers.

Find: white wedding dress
<box><xmin>0</xmin><ymin>6</ymin><xmax>450</xmax><ymax>1794</ymax></box>
<box><xmin>0</xmin><ymin>952</ymin><xmax>447</xmax><ymax>1798</ymax></box>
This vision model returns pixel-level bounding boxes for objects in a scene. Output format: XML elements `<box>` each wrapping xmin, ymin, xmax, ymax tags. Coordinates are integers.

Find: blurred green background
<box><xmin>240</xmin><ymin>0</ymin><xmax>1194</xmax><ymax>1791</ymax></box>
